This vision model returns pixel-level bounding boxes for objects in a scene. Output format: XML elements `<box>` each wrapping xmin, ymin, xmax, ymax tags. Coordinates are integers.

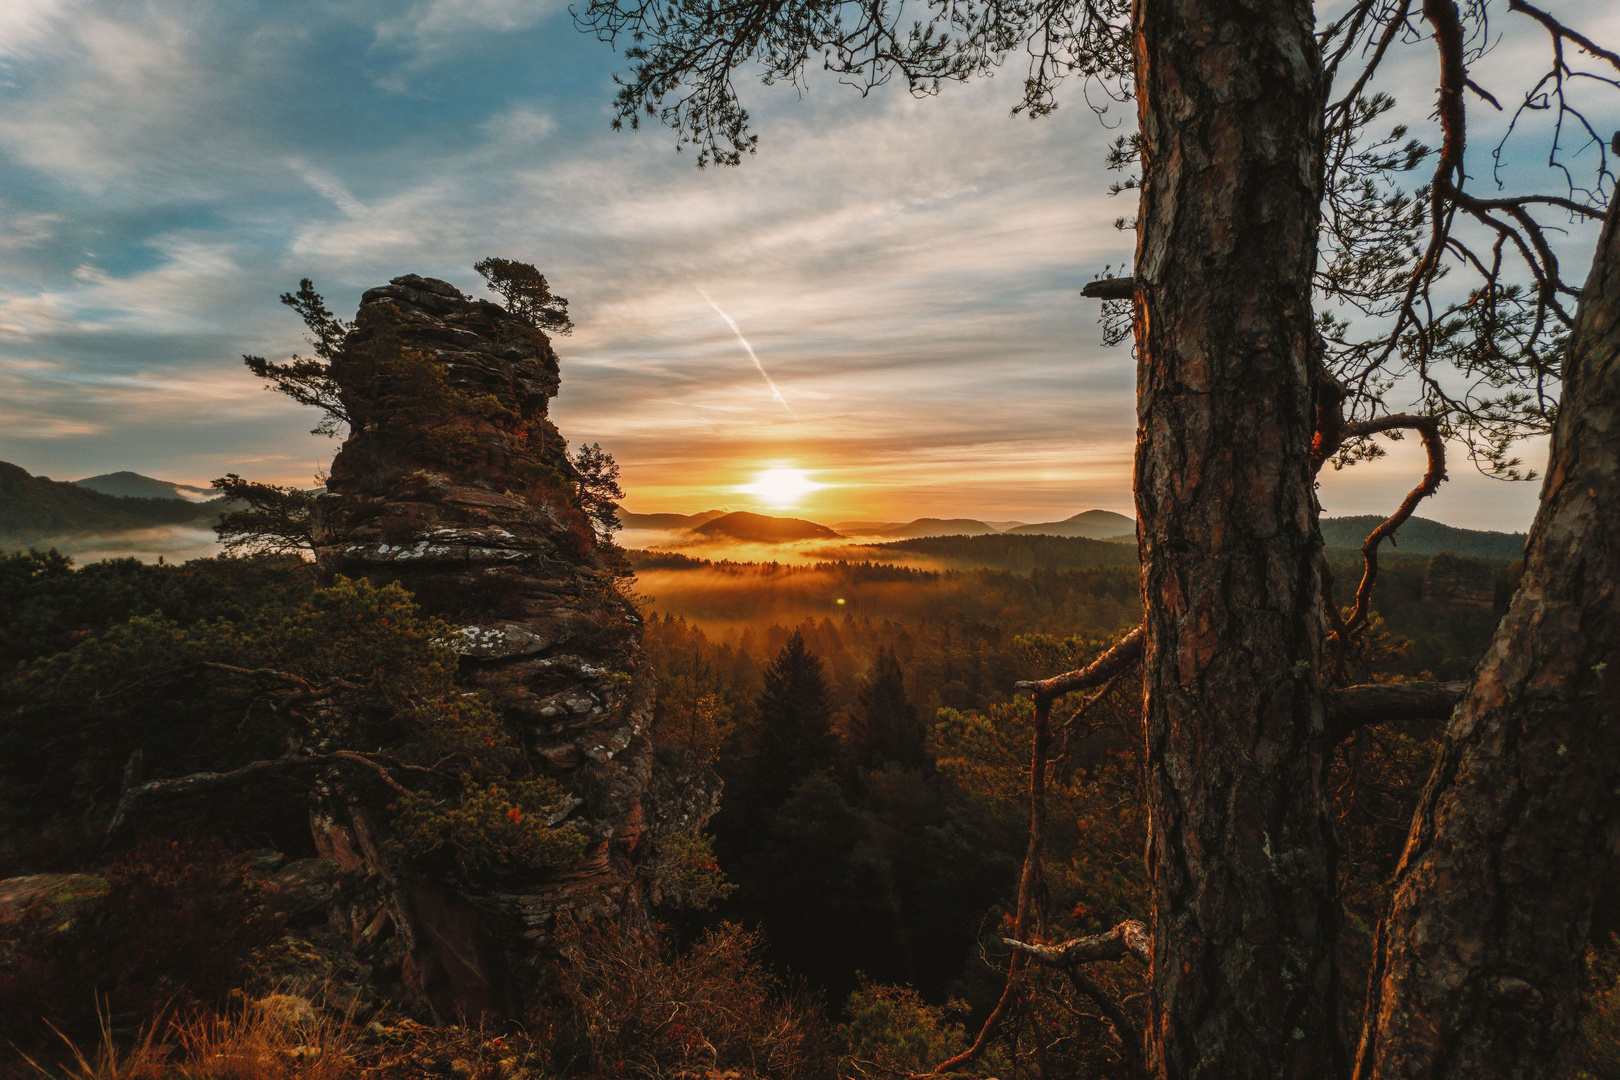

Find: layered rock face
<box><xmin>310</xmin><ymin>275</ymin><xmax>717</xmax><ymax>1020</ymax></box>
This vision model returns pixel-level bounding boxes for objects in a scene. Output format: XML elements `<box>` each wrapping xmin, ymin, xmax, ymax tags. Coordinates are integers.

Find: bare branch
<box><xmin>1335</xmin><ymin>414</ymin><xmax>1448</xmax><ymax>643</ymax></box>
<box><xmin>196</xmin><ymin>662</ymin><xmax>315</xmax><ymax>688</ymax></box>
<box><xmin>1015</xmin><ymin>626</ymin><xmax>1144</xmax><ymax>700</ymax></box>
<box><xmin>1507</xmin><ymin>0</ymin><xmax>1620</xmax><ymax>74</ymax></box>
<box><xmin>924</xmin><ymin>686</ymin><xmax>1062</xmax><ymax>1074</ymax></box>
<box><xmin>1081</xmin><ymin>276</ymin><xmax>1135</xmax><ymax>299</ymax></box>
<box><xmin>1065</xmin><ymin>968</ymin><xmax>1146</xmax><ymax>1080</ymax></box>
<box><xmin>1328</xmin><ymin>680</ymin><xmax>1467</xmax><ymax>741</ymax></box>
<box><xmin>1004</xmin><ymin>920</ymin><xmax>1151</xmax><ymax>966</ymax></box>
<box><xmin>1007</xmin><ymin>922</ymin><xmax>1149</xmax><ymax>1078</ymax></box>
<box><xmin>105</xmin><ymin>749</ymin><xmax>413</xmax><ymax>842</ymax></box>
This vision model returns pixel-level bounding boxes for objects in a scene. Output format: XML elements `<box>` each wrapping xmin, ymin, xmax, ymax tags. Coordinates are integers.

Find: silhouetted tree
<box><xmin>241</xmin><ymin>279</ymin><xmax>351</xmax><ymax>437</ymax></box>
<box><xmin>570</xmin><ymin>441</ymin><xmax>625</xmax><ymax>541</ymax></box>
<box><xmin>210</xmin><ymin>473</ymin><xmax>314</xmax><ymax>557</ymax></box>
<box><xmin>474</xmin><ymin>257</ymin><xmax>574</xmax><ymax>335</ymax></box>
<box><xmin>749</xmin><ymin>630</ymin><xmax>840</xmax><ymax>800</ymax></box>
<box><xmin>849</xmin><ymin>649</ymin><xmax>925</xmax><ymax>772</ymax></box>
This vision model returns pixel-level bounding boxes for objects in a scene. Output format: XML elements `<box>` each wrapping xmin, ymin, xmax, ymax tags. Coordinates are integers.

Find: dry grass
<box><xmin>12</xmin><ymin>924</ymin><xmax>835</xmax><ymax>1080</ymax></box>
<box><xmin>15</xmin><ymin>994</ymin><xmax>359</xmax><ymax>1080</ymax></box>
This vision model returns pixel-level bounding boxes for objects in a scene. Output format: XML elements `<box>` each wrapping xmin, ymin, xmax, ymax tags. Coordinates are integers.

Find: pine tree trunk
<box><xmin>1132</xmin><ymin>0</ymin><xmax>1338</xmax><ymax>1075</ymax></box>
<box><xmin>1353</xmin><ymin>191</ymin><xmax>1620</xmax><ymax>1080</ymax></box>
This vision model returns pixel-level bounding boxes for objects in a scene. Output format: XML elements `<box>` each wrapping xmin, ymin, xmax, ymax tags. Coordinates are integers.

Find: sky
<box><xmin>1</xmin><ymin>0</ymin><xmax>1615</xmax><ymax>529</ymax></box>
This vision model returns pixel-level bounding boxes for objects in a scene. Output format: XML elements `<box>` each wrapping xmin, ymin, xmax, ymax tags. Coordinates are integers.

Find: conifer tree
<box><xmin>849</xmin><ymin>648</ymin><xmax>925</xmax><ymax>772</ymax></box>
<box><xmin>473</xmin><ymin>257</ymin><xmax>574</xmax><ymax>335</ymax></box>
<box><xmin>748</xmin><ymin>629</ymin><xmax>840</xmax><ymax>800</ymax></box>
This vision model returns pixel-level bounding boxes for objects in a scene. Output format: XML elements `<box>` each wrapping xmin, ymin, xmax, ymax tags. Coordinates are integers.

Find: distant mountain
<box><xmin>983</xmin><ymin>520</ymin><xmax>1027</xmax><ymax>532</ymax></box>
<box><xmin>1</xmin><ymin>461</ymin><xmax>218</xmax><ymax>542</ymax></box>
<box><xmin>692</xmin><ymin>511</ymin><xmax>842</xmax><ymax>542</ymax></box>
<box><xmin>621</xmin><ymin>509</ymin><xmax>727</xmax><ymax>530</ymax></box>
<box><xmin>872</xmin><ymin>517</ymin><xmax>1001</xmax><ymax>539</ymax></box>
<box><xmin>1321</xmin><ymin>515</ymin><xmax>1526</xmax><ymax>560</ymax></box>
<box><xmin>833</xmin><ymin>520</ymin><xmax>904</xmax><ymax>534</ymax></box>
<box><xmin>1006</xmin><ymin>509</ymin><xmax>1137</xmax><ymax>539</ymax></box>
<box><xmin>74</xmin><ymin>470</ymin><xmax>214</xmax><ymax>502</ymax></box>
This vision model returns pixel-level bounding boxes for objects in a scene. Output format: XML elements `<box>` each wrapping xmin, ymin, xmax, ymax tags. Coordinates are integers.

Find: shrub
<box><xmin>0</xmin><ymin>838</ymin><xmax>277</xmax><ymax>1064</ymax></box>
<box><xmin>647</xmin><ymin>833</ymin><xmax>735</xmax><ymax>911</ymax></box>
<box><xmin>387</xmin><ymin>780</ymin><xmax>587</xmax><ymax>876</ymax></box>
<box><xmin>838</xmin><ymin>981</ymin><xmax>973</xmax><ymax>1080</ymax></box>
<box><xmin>537</xmin><ymin>920</ymin><xmax>834</xmax><ymax>1080</ymax></box>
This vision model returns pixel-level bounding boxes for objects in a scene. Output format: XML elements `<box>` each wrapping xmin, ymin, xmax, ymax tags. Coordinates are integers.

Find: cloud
<box><xmin>371</xmin><ymin>0</ymin><xmax>567</xmax><ymax>77</ymax></box>
<box><xmin>0</xmin><ymin>0</ymin><xmax>1587</xmax><ymax>528</ymax></box>
<box><xmin>481</xmin><ymin>107</ymin><xmax>557</xmax><ymax>146</ymax></box>
<box><xmin>0</xmin><ymin>0</ymin><xmax>78</xmax><ymax>62</ymax></box>
<box><xmin>292</xmin><ymin>162</ymin><xmax>369</xmax><ymax>218</ymax></box>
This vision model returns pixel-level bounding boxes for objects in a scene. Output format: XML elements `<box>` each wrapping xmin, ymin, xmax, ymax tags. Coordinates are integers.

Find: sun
<box><xmin>737</xmin><ymin>467</ymin><xmax>824</xmax><ymax>509</ymax></box>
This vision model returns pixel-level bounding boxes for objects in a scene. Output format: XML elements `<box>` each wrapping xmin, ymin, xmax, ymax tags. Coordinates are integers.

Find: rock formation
<box><xmin>310</xmin><ymin>275</ymin><xmax>718</xmax><ymax>1020</ymax></box>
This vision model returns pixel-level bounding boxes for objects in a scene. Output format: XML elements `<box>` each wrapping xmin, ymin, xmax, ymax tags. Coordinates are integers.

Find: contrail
<box><xmin>698</xmin><ymin>288</ymin><xmax>795</xmax><ymax>416</ymax></box>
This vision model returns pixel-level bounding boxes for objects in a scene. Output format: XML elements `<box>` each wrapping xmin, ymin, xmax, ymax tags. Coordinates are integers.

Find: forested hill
<box><xmin>73</xmin><ymin>470</ymin><xmax>213</xmax><ymax>501</ymax></box>
<box><xmin>849</xmin><ymin>532</ymin><xmax>1138</xmax><ymax>570</ymax></box>
<box><xmin>1320</xmin><ymin>515</ymin><xmax>1526</xmax><ymax>560</ymax></box>
<box><xmin>842</xmin><ymin>518</ymin><xmax>1524</xmax><ymax>570</ymax></box>
<box><xmin>0</xmin><ymin>461</ymin><xmax>218</xmax><ymax>540</ymax></box>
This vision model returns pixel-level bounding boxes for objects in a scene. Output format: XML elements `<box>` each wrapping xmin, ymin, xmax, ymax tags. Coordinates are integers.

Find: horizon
<box><xmin>1</xmin><ymin>2</ymin><xmax>1600</xmax><ymax>533</ymax></box>
<box><xmin>4</xmin><ymin>454</ymin><xmax>1537</xmax><ymax>540</ymax></box>
<box><xmin>0</xmin><ymin>452</ymin><xmax>1545</xmax><ymax>535</ymax></box>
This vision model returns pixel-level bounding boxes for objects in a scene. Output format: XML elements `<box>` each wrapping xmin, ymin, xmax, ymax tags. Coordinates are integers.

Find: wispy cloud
<box><xmin>697</xmin><ymin>288</ymin><xmax>795</xmax><ymax>416</ymax></box>
<box><xmin>0</xmin><ymin>0</ymin><xmax>78</xmax><ymax>62</ymax></box>
<box><xmin>0</xmin><ymin>0</ymin><xmax>1582</xmax><ymax>528</ymax></box>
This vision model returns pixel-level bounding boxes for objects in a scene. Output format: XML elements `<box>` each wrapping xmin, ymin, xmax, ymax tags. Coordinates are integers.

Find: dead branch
<box><xmin>1004</xmin><ymin>920</ymin><xmax>1150</xmax><ymax>966</ymax></box>
<box><xmin>1334</xmin><ymin>414</ymin><xmax>1449</xmax><ymax>648</ymax></box>
<box><xmin>1507</xmin><ymin>0</ymin><xmax>1620</xmax><ymax>74</ymax></box>
<box><xmin>105</xmin><ymin>749</ymin><xmax>413</xmax><ymax>842</ymax></box>
<box><xmin>1063</xmin><ymin>969</ymin><xmax>1146</xmax><ymax>1080</ymax></box>
<box><xmin>1015</xmin><ymin>626</ymin><xmax>1144</xmax><ymax>701</ymax></box>
<box><xmin>1006</xmin><ymin>923</ymin><xmax>1149</xmax><ymax>1080</ymax></box>
<box><xmin>1080</xmin><ymin>276</ymin><xmax>1135</xmax><ymax>300</ymax></box>
<box><xmin>1329</xmin><ymin>680</ymin><xmax>1468</xmax><ymax>741</ymax></box>
<box><xmin>197</xmin><ymin>661</ymin><xmax>363</xmax><ymax>700</ymax></box>
<box><xmin>923</xmin><ymin>695</ymin><xmax>1056</xmax><ymax>1074</ymax></box>
<box><xmin>197</xmin><ymin>661</ymin><xmax>316</xmax><ymax>688</ymax></box>
<box><xmin>920</xmin><ymin>628</ymin><xmax>1145</xmax><ymax>1073</ymax></box>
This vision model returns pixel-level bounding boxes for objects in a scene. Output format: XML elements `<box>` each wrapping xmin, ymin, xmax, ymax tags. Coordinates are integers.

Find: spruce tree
<box><xmin>849</xmin><ymin>649</ymin><xmax>925</xmax><ymax>772</ymax></box>
<box><xmin>748</xmin><ymin>629</ymin><xmax>839</xmax><ymax>801</ymax></box>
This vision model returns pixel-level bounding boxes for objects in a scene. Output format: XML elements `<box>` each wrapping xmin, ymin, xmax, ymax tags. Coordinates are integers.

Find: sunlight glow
<box><xmin>737</xmin><ymin>467</ymin><xmax>825</xmax><ymax>508</ymax></box>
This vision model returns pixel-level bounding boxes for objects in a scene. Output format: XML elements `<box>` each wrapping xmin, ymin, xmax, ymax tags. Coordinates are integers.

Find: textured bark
<box><xmin>1353</xmin><ymin>195</ymin><xmax>1620</xmax><ymax>1079</ymax></box>
<box><xmin>1328</xmin><ymin>682</ymin><xmax>1468</xmax><ymax>741</ymax></box>
<box><xmin>1132</xmin><ymin>0</ymin><xmax>1335</xmax><ymax>1075</ymax></box>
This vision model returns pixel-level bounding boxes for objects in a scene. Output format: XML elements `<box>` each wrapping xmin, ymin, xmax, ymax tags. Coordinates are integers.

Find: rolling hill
<box><xmin>1006</xmin><ymin>509</ymin><xmax>1137</xmax><ymax>539</ymax></box>
<box><xmin>1320</xmin><ymin>515</ymin><xmax>1526</xmax><ymax>560</ymax></box>
<box><xmin>74</xmin><ymin>471</ymin><xmax>214</xmax><ymax>502</ymax></box>
<box><xmin>1</xmin><ymin>461</ymin><xmax>218</xmax><ymax>542</ymax></box>
<box><xmin>620</xmin><ymin>509</ymin><xmax>727</xmax><ymax>530</ymax></box>
<box><xmin>692</xmin><ymin>511</ymin><xmax>842</xmax><ymax>542</ymax></box>
<box><xmin>871</xmin><ymin>517</ymin><xmax>1001</xmax><ymax>539</ymax></box>
<box><xmin>832</xmin><ymin>520</ymin><xmax>904</xmax><ymax>534</ymax></box>
<box><xmin>850</xmin><ymin>533</ymin><xmax>1139</xmax><ymax>571</ymax></box>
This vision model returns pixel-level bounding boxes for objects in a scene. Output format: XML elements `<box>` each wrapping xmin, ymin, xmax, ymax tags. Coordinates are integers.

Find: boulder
<box><xmin>0</xmin><ymin>872</ymin><xmax>106</xmax><ymax>926</ymax></box>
